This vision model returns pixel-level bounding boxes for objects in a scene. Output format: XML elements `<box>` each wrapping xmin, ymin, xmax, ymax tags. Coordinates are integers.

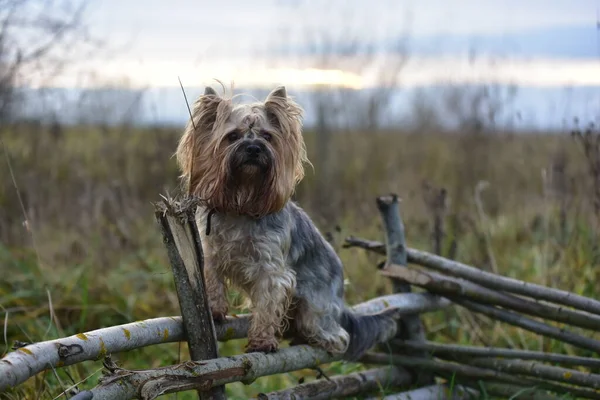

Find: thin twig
<box><xmin>1</xmin><ymin>138</ymin><xmax>43</xmax><ymax>270</ymax></box>
<box><xmin>474</xmin><ymin>181</ymin><xmax>498</xmax><ymax>273</ymax></box>
<box><xmin>51</xmin><ymin>367</ymin><xmax>104</xmax><ymax>400</ymax></box>
<box><xmin>469</xmin><ymin>358</ymin><xmax>600</xmax><ymax>389</ymax></box>
<box><xmin>391</xmin><ymin>340</ymin><xmax>600</xmax><ymax>368</ymax></box>
<box><xmin>177</xmin><ymin>76</ymin><xmax>197</xmax><ymax>196</ymax></box>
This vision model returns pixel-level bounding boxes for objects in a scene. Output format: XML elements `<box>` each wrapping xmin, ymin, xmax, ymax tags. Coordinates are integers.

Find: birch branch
<box><xmin>0</xmin><ymin>292</ymin><xmax>449</xmax><ymax>391</ymax></box>
<box><xmin>361</xmin><ymin>353</ymin><xmax>600</xmax><ymax>400</ymax></box>
<box><xmin>257</xmin><ymin>366</ymin><xmax>412</xmax><ymax>400</ymax></box>
<box><xmin>379</xmin><ymin>264</ymin><xmax>600</xmax><ymax>331</ymax></box>
<box><xmin>453</xmin><ymin>298</ymin><xmax>600</xmax><ymax>353</ymax></box>
<box><xmin>343</xmin><ymin>236</ymin><xmax>600</xmax><ymax>316</ymax></box>
<box><xmin>391</xmin><ymin>340</ymin><xmax>600</xmax><ymax>368</ymax></box>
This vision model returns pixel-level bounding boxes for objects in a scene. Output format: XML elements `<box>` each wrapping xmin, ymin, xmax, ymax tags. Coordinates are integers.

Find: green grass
<box><xmin>1</xmin><ymin>124</ymin><xmax>599</xmax><ymax>399</ymax></box>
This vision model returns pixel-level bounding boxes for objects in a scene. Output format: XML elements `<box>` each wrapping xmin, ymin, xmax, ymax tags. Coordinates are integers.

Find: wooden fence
<box><xmin>2</xmin><ymin>194</ymin><xmax>600</xmax><ymax>399</ymax></box>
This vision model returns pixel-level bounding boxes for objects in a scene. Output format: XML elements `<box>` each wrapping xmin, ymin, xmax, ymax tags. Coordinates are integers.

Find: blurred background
<box><xmin>2</xmin><ymin>0</ymin><xmax>600</xmax><ymax>398</ymax></box>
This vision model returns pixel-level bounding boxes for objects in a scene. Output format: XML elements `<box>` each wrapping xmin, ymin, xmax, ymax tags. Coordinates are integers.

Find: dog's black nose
<box><xmin>245</xmin><ymin>144</ymin><xmax>261</xmax><ymax>157</ymax></box>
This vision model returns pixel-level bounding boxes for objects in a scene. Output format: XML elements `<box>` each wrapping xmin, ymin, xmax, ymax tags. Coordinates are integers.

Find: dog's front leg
<box><xmin>245</xmin><ymin>269</ymin><xmax>295</xmax><ymax>353</ymax></box>
<box><xmin>204</xmin><ymin>259</ymin><xmax>229</xmax><ymax>322</ymax></box>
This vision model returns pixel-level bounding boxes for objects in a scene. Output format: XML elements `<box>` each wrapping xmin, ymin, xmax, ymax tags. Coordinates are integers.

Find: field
<box><xmin>1</xmin><ymin>121</ymin><xmax>600</xmax><ymax>399</ymax></box>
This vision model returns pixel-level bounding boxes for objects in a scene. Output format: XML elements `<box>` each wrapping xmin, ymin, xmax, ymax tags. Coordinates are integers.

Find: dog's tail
<box><xmin>340</xmin><ymin>307</ymin><xmax>400</xmax><ymax>361</ymax></box>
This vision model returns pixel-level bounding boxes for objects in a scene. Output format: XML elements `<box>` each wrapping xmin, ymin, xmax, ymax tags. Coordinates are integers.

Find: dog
<box><xmin>175</xmin><ymin>85</ymin><xmax>399</xmax><ymax>360</ymax></box>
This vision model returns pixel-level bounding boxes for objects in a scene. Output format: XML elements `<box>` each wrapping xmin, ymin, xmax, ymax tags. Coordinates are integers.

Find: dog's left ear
<box><xmin>265</xmin><ymin>85</ymin><xmax>287</xmax><ymax>101</ymax></box>
<box><xmin>264</xmin><ymin>85</ymin><xmax>303</xmax><ymax>132</ymax></box>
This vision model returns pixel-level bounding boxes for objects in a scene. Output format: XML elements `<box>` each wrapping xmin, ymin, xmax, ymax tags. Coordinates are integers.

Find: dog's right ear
<box><xmin>190</xmin><ymin>86</ymin><xmax>227</xmax><ymax>134</ymax></box>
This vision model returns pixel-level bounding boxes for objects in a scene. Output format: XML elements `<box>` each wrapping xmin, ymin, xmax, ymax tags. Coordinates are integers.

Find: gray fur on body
<box><xmin>196</xmin><ymin>200</ymin><xmax>398</xmax><ymax>361</ymax></box>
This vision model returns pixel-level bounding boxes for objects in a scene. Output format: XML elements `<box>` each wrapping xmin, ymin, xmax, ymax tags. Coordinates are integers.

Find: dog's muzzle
<box><xmin>232</xmin><ymin>140</ymin><xmax>271</xmax><ymax>169</ymax></box>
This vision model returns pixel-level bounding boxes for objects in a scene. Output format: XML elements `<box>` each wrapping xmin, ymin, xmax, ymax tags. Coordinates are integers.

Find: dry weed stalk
<box><xmin>421</xmin><ymin>181</ymin><xmax>449</xmax><ymax>256</ymax></box>
<box><xmin>572</xmin><ymin>121</ymin><xmax>600</xmax><ymax>231</ymax></box>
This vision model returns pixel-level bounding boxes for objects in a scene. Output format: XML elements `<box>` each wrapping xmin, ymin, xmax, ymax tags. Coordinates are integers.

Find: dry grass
<box><xmin>1</xmin><ymin>121</ymin><xmax>599</xmax><ymax>399</ymax></box>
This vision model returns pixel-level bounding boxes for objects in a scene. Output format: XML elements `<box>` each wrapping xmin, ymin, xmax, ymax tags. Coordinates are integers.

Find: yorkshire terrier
<box><xmin>175</xmin><ymin>85</ymin><xmax>398</xmax><ymax>360</ymax></box>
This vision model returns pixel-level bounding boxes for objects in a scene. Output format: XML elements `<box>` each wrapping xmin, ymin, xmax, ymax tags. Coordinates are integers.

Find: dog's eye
<box><xmin>227</xmin><ymin>131</ymin><xmax>240</xmax><ymax>142</ymax></box>
<box><xmin>260</xmin><ymin>130</ymin><xmax>272</xmax><ymax>142</ymax></box>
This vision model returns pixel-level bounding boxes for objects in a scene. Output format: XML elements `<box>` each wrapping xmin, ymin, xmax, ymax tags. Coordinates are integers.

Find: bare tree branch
<box><xmin>0</xmin><ymin>292</ymin><xmax>450</xmax><ymax>391</ymax></box>
<box><xmin>364</xmin><ymin>384</ymin><xmax>479</xmax><ymax>400</ymax></box>
<box><xmin>379</xmin><ymin>262</ymin><xmax>600</xmax><ymax>330</ymax></box>
<box><xmin>468</xmin><ymin>358</ymin><xmax>600</xmax><ymax>390</ymax></box>
<box><xmin>0</xmin><ymin>0</ymin><xmax>99</xmax><ymax>123</ymax></box>
<box><xmin>392</xmin><ymin>340</ymin><xmax>600</xmax><ymax>368</ymax></box>
<box><xmin>361</xmin><ymin>353</ymin><xmax>600</xmax><ymax>400</ymax></box>
<box><xmin>257</xmin><ymin>366</ymin><xmax>412</xmax><ymax>400</ymax></box>
<box><xmin>452</xmin><ymin>298</ymin><xmax>600</xmax><ymax>353</ymax></box>
<box><xmin>76</xmin><ymin>343</ymin><xmax>407</xmax><ymax>400</ymax></box>
<box><xmin>343</xmin><ymin>236</ymin><xmax>600</xmax><ymax>315</ymax></box>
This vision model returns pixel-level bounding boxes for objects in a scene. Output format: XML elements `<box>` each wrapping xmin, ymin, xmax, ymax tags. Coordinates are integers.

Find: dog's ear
<box><xmin>265</xmin><ymin>85</ymin><xmax>287</xmax><ymax>101</ymax></box>
<box><xmin>204</xmin><ymin>86</ymin><xmax>218</xmax><ymax>96</ymax></box>
<box><xmin>264</xmin><ymin>85</ymin><xmax>302</xmax><ymax>133</ymax></box>
<box><xmin>190</xmin><ymin>87</ymin><xmax>226</xmax><ymax>134</ymax></box>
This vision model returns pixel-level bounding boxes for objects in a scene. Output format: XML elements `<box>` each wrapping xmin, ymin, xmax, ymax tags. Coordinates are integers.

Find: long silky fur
<box><xmin>176</xmin><ymin>85</ymin><xmax>399</xmax><ymax>359</ymax></box>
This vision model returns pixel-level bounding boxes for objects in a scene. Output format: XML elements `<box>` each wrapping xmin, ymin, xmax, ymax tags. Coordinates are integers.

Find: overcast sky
<box><xmin>43</xmin><ymin>0</ymin><xmax>599</xmax><ymax>90</ymax></box>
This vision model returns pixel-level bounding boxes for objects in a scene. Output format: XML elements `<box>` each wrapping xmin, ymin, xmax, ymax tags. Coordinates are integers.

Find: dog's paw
<box><xmin>317</xmin><ymin>329</ymin><xmax>350</xmax><ymax>354</ymax></box>
<box><xmin>210</xmin><ymin>309</ymin><xmax>228</xmax><ymax>322</ymax></box>
<box><xmin>209</xmin><ymin>303</ymin><xmax>228</xmax><ymax>322</ymax></box>
<box><xmin>245</xmin><ymin>338</ymin><xmax>279</xmax><ymax>354</ymax></box>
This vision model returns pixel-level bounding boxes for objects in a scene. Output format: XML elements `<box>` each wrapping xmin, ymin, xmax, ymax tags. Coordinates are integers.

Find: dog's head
<box><xmin>176</xmin><ymin>85</ymin><xmax>308</xmax><ymax>218</ymax></box>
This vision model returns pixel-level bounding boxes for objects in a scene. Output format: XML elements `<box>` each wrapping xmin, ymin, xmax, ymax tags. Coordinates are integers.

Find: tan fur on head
<box><xmin>176</xmin><ymin>85</ymin><xmax>309</xmax><ymax>217</ymax></box>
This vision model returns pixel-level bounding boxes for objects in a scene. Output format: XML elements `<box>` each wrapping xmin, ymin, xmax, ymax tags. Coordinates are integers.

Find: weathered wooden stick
<box><xmin>155</xmin><ymin>196</ymin><xmax>225</xmax><ymax>400</ymax></box>
<box><xmin>0</xmin><ymin>292</ymin><xmax>448</xmax><ymax>391</ymax></box>
<box><xmin>380</xmin><ymin>263</ymin><xmax>600</xmax><ymax>331</ymax></box>
<box><xmin>344</xmin><ymin>236</ymin><xmax>600</xmax><ymax>316</ymax></box>
<box><xmin>257</xmin><ymin>366</ymin><xmax>412</xmax><ymax>400</ymax></box>
<box><xmin>392</xmin><ymin>340</ymin><xmax>600</xmax><ymax>368</ymax></box>
<box><xmin>72</xmin><ymin>342</ymin><xmax>406</xmax><ymax>400</ymax></box>
<box><xmin>468</xmin><ymin>358</ymin><xmax>600</xmax><ymax>389</ymax></box>
<box><xmin>376</xmin><ymin>194</ymin><xmax>433</xmax><ymax>385</ymax></box>
<box><xmin>361</xmin><ymin>353</ymin><xmax>600</xmax><ymax>399</ymax></box>
<box><xmin>445</xmin><ymin>381</ymin><xmax>560</xmax><ymax>400</ymax></box>
<box><xmin>453</xmin><ymin>298</ymin><xmax>600</xmax><ymax>353</ymax></box>
<box><xmin>364</xmin><ymin>384</ymin><xmax>478</xmax><ymax>400</ymax></box>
